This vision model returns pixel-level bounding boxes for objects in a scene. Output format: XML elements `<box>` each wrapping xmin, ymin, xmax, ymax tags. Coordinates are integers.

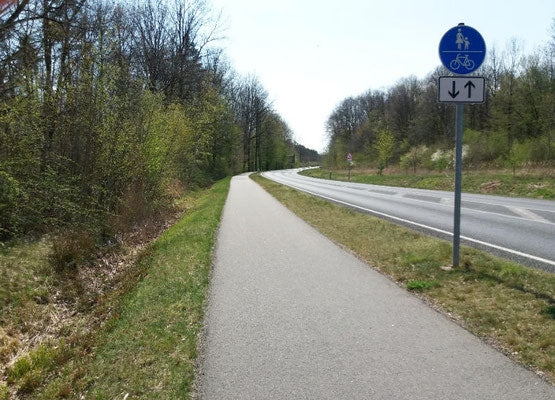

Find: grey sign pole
<box><xmin>439</xmin><ymin>23</ymin><xmax>486</xmax><ymax>267</ymax></box>
<box><xmin>453</xmin><ymin>104</ymin><xmax>464</xmax><ymax>266</ymax></box>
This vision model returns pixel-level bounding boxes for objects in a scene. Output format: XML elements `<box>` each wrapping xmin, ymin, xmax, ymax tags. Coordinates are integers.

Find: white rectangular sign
<box><xmin>438</xmin><ymin>76</ymin><xmax>485</xmax><ymax>104</ymax></box>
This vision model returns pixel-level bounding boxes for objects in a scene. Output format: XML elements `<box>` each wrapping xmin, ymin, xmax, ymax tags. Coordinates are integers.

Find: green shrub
<box><xmin>0</xmin><ymin>384</ymin><xmax>8</xmax><ymax>400</ymax></box>
<box><xmin>430</xmin><ymin>149</ymin><xmax>451</xmax><ymax>171</ymax></box>
<box><xmin>5</xmin><ymin>343</ymin><xmax>65</xmax><ymax>395</ymax></box>
<box><xmin>527</xmin><ymin>132</ymin><xmax>554</xmax><ymax>162</ymax></box>
<box><xmin>50</xmin><ymin>231</ymin><xmax>96</xmax><ymax>272</ymax></box>
<box><xmin>505</xmin><ymin>141</ymin><xmax>530</xmax><ymax>176</ymax></box>
<box><xmin>543</xmin><ymin>306</ymin><xmax>555</xmax><ymax>319</ymax></box>
<box><xmin>17</xmin><ymin>373</ymin><xmax>40</xmax><ymax>394</ymax></box>
<box><xmin>7</xmin><ymin>356</ymin><xmax>32</xmax><ymax>384</ymax></box>
<box><xmin>464</xmin><ymin>129</ymin><xmax>508</xmax><ymax>164</ymax></box>
<box><xmin>399</xmin><ymin>146</ymin><xmax>429</xmax><ymax>173</ymax></box>
<box><xmin>29</xmin><ymin>343</ymin><xmax>58</xmax><ymax>370</ymax></box>
<box><xmin>0</xmin><ymin>171</ymin><xmax>23</xmax><ymax>238</ymax></box>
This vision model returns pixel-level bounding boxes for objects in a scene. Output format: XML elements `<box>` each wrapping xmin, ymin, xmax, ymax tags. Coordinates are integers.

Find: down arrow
<box><xmin>448</xmin><ymin>81</ymin><xmax>459</xmax><ymax>98</ymax></box>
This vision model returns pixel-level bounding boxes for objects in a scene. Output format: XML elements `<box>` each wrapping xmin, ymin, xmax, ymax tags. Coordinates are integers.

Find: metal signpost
<box><xmin>438</xmin><ymin>23</ymin><xmax>486</xmax><ymax>267</ymax></box>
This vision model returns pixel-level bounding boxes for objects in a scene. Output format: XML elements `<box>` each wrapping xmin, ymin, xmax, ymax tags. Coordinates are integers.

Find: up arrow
<box><xmin>448</xmin><ymin>81</ymin><xmax>460</xmax><ymax>98</ymax></box>
<box><xmin>464</xmin><ymin>80</ymin><xmax>476</xmax><ymax>98</ymax></box>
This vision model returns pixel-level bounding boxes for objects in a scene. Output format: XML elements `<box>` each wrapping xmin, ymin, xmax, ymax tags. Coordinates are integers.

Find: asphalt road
<box><xmin>262</xmin><ymin>168</ymin><xmax>555</xmax><ymax>273</ymax></box>
<box><xmin>197</xmin><ymin>174</ymin><xmax>553</xmax><ymax>399</ymax></box>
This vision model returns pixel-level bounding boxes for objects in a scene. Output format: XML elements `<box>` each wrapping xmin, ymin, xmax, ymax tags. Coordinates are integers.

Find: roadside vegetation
<box><xmin>1</xmin><ymin>2</ymin><xmax>318</xmax><ymax>397</ymax></box>
<box><xmin>1</xmin><ymin>178</ymin><xmax>229</xmax><ymax>399</ymax></box>
<box><xmin>300</xmin><ymin>167</ymin><xmax>555</xmax><ymax>199</ymax></box>
<box><xmin>0</xmin><ymin>0</ymin><xmax>320</xmax><ymax>246</ymax></box>
<box><xmin>252</xmin><ymin>174</ymin><xmax>555</xmax><ymax>383</ymax></box>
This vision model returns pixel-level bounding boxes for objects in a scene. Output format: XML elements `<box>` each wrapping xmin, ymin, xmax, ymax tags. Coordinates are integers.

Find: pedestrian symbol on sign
<box><xmin>455</xmin><ymin>28</ymin><xmax>472</xmax><ymax>50</ymax></box>
<box><xmin>439</xmin><ymin>24</ymin><xmax>485</xmax><ymax>75</ymax></box>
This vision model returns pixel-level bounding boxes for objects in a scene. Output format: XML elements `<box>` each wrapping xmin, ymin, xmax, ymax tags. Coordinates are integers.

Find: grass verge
<box><xmin>252</xmin><ymin>174</ymin><xmax>555</xmax><ymax>382</ymax></box>
<box><xmin>23</xmin><ymin>178</ymin><xmax>230</xmax><ymax>399</ymax></box>
<box><xmin>300</xmin><ymin>167</ymin><xmax>555</xmax><ymax>199</ymax></box>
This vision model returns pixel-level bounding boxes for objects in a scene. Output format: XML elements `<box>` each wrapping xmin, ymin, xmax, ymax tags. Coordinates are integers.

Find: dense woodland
<box><xmin>324</xmin><ymin>23</ymin><xmax>554</xmax><ymax>174</ymax></box>
<box><xmin>0</xmin><ymin>0</ymin><xmax>319</xmax><ymax>240</ymax></box>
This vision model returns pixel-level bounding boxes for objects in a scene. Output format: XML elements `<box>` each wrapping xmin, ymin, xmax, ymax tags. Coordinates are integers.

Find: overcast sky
<box><xmin>209</xmin><ymin>0</ymin><xmax>554</xmax><ymax>152</ymax></box>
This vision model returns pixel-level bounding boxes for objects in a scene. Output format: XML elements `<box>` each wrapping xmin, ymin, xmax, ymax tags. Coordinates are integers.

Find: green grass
<box><xmin>252</xmin><ymin>174</ymin><xmax>555</xmax><ymax>381</ymax></box>
<box><xmin>301</xmin><ymin>167</ymin><xmax>555</xmax><ymax>199</ymax></box>
<box><xmin>0</xmin><ymin>237</ymin><xmax>53</xmax><ymax>313</ymax></box>
<box><xmin>406</xmin><ymin>280</ymin><xmax>440</xmax><ymax>291</ymax></box>
<box><xmin>0</xmin><ymin>237</ymin><xmax>54</xmax><ymax>371</ymax></box>
<box><xmin>4</xmin><ymin>343</ymin><xmax>66</xmax><ymax>395</ymax></box>
<box><xmin>25</xmin><ymin>178</ymin><xmax>230</xmax><ymax>399</ymax></box>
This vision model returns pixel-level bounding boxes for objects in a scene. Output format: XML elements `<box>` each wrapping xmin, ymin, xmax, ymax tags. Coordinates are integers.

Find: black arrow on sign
<box><xmin>448</xmin><ymin>81</ymin><xmax>459</xmax><ymax>98</ymax></box>
<box><xmin>464</xmin><ymin>80</ymin><xmax>476</xmax><ymax>98</ymax></box>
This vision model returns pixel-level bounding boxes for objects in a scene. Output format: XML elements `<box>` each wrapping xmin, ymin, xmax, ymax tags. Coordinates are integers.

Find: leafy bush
<box><xmin>526</xmin><ymin>132</ymin><xmax>554</xmax><ymax>162</ymax></box>
<box><xmin>399</xmin><ymin>146</ymin><xmax>429</xmax><ymax>173</ymax></box>
<box><xmin>430</xmin><ymin>149</ymin><xmax>452</xmax><ymax>171</ymax></box>
<box><xmin>464</xmin><ymin>129</ymin><xmax>508</xmax><ymax>165</ymax></box>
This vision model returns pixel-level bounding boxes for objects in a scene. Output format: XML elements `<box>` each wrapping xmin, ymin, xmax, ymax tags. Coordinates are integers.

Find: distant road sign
<box><xmin>438</xmin><ymin>76</ymin><xmax>485</xmax><ymax>103</ymax></box>
<box><xmin>346</xmin><ymin>152</ymin><xmax>352</xmax><ymax>161</ymax></box>
<box><xmin>439</xmin><ymin>25</ymin><xmax>486</xmax><ymax>74</ymax></box>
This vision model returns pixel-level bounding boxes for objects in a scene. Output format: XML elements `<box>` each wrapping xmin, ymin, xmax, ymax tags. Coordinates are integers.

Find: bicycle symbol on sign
<box><xmin>449</xmin><ymin>54</ymin><xmax>475</xmax><ymax>71</ymax></box>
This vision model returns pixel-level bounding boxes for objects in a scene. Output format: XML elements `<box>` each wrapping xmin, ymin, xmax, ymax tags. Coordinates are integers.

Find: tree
<box><xmin>505</xmin><ymin>141</ymin><xmax>528</xmax><ymax>177</ymax></box>
<box><xmin>233</xmin><ymin>75</ymin><xmax>269</xmax><ymax>171</ymax></box>
<box><xmin>295</xmin><ymin>142</ymin><xmax>320</xmax><ymax>164</ymax></box>
<box><xmin>324</xmin><ymin>137</ymin><xmax>345</xmax><ymax>178</ymax></box>
<box><xmin>374</xmin><ymin>128</ymin><xmax>395</xmax><ymax>175</ymax></box>
<box><xmin>385</xmin><ymin>76</ymin><xmax>420</xmax><ymax>140</ymax></box>
<box><xmin>0</xmin><ymin>0</ymin><xmax>30</xmax><ymax>42</ymax></box>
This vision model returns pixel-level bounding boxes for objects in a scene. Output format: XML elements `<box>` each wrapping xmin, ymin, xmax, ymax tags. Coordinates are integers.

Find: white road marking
<box><xmin>507</xmin><ymin>206</ymin><xmax>551</xmax><ymax>223</ymax></box>
<box><xmin>440</xmin><ymin>198</ymin><xmax>453</xmax><ymax>206</ymax></box>
<box><xmin>281</xmin><ymin>175</ymin><xmax>555</xmax><ymax>226</ymax></box>
<box><xmin>262</xmin><ymin>174</ymin><xmax>555</xmax><ymax>268</ymax></box>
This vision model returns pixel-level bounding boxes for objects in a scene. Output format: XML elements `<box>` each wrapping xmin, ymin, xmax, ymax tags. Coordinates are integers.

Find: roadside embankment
<box><xmin>1</xmin><ymin>178</ymin><xmax>230</xmax><ymax>399</ymax></box>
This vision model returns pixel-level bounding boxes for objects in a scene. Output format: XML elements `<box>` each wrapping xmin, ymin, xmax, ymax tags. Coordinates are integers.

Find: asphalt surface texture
<box><xmin>262</xmin><ymin>168</ymin><xmax>555</xmax><ymax>273</ymax></box>
<box><xmin>197</xmin><ymin>173</ymin><xmax>553</xmax><ymax>399</ymax></box>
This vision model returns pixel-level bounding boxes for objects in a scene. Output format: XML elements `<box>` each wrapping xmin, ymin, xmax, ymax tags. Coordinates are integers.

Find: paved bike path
<box><xmin>197</xmin><ymin>174</ymin><xmax>553</xmax><ymax>399</ymax></box>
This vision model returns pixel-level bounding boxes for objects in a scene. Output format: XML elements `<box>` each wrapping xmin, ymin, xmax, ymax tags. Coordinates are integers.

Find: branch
<box><xmin>0</xmin><ymin>0</ymin><xmax>30</xmax><ymax>39</ymax></box>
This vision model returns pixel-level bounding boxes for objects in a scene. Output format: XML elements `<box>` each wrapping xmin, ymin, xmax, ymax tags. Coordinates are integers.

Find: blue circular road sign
<box><xmin>439</xmin><ymin>25</ymin><xmax>486</xmax><ymax>74</ymax></box>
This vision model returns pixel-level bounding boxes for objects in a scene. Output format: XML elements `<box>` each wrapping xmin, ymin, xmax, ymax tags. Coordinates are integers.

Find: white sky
<box><xmin>209</xmin><ymin>0</ymin><xmax>554</xmax><ymax>152</ymax></box>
